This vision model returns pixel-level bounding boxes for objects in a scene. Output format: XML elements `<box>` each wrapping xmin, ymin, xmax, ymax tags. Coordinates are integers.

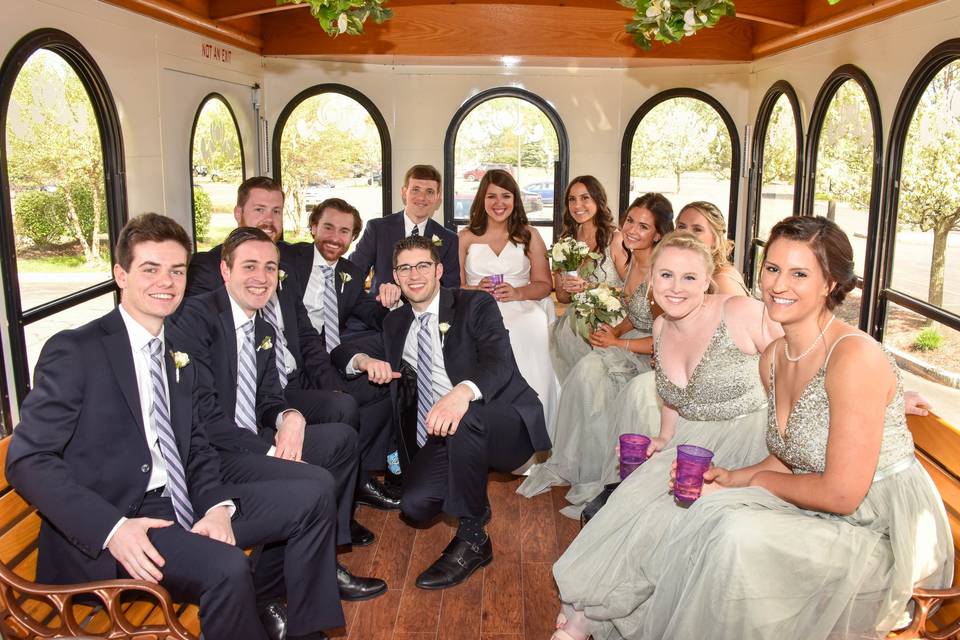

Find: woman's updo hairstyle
<box><xmin>678</xmin><ymin>201</ymin><xmax>734</xmax><ymax>268</ymax></box>
<box><xmin>764</xmin><ymin>215</ymin><xmax>856</xmax><ymax>310</ymax></box>
<box><xmin>651</xmin><ymin>231</ymin><xmax>717</xmax><ymax>290</ymax></box>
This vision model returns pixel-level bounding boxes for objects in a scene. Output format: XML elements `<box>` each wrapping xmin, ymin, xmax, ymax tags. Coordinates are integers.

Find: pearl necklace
<box><xmin>784</xmin><ymin>314</ymin><xmax>836</xmax><ymax>363</ymax></box>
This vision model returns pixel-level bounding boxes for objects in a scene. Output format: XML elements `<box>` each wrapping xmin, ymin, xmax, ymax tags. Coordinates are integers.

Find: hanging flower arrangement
<box><xmin>277</xmin><ymin>0</ymin><xmax>394</xmax><ymax>36</ymax></box>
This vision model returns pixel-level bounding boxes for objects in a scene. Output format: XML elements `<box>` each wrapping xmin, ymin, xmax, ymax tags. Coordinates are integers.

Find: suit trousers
<box><xmin>337</xmin><ymin>375</ymin><xmax>393</xmax><ymax>475</ymax></box>
<box><xmin>400</xmin><ymin>400</ymin><xmax>535</xmax><ymax>523</ymax></box>
<box><xmin>129</xmin><ymin>473</ymin><xmax>342</xmax><ymax>640</ymax></box>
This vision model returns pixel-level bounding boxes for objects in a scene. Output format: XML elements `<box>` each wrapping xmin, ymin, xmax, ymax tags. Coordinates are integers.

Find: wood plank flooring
<box><xmin>334</xmin><ymin>475</ymin><xmax>577</xmax><ymax>640</ymax></box>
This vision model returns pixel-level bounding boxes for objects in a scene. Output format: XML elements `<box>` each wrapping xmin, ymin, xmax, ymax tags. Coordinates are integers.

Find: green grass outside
<box><xmin>17</xmin><ymin>254</ymin><xmax>111</xmax><ymax>274</ymax></box>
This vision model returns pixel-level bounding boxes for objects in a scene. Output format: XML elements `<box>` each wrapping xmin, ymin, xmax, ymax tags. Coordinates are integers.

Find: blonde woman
<box><xmin>674</xmin><ymin>200</ymin><xmax>748</xmax><ymax>295</ymax></box>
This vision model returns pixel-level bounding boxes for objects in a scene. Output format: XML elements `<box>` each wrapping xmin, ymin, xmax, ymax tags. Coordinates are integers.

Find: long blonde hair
<box><xmin>677</xmin><ymin>201</ymin><xmax>734</xmax><ymax>269</ymax></box>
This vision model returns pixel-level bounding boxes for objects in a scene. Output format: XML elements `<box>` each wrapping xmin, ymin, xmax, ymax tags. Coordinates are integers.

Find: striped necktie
<box><xmin>410</xmin><ymin>225</ymin><xmax>420</xmax><ymax>237</ymax></box>
<box><xmin>147</xmin><ymin>339</ymin><xmax>195</xmax><ymax>529</ymax></box>
<box><xmin>235</xmin><ymin>320</ymin><xmax>259</xmax><ymax>433</ymax></box>
<box><xmin>415</xmin><ymin>312</ymin><xmax>434</xmax><ymax>448</ymax></box>
<box><xmin>319</xmin><ymin>265</ymin><xmax>341</xmax><ymax>352</ymax></box>
<box><xmin>259</xmin><ymin>296</ymin><xmax>290</xmax><ymax>388</ymax></box>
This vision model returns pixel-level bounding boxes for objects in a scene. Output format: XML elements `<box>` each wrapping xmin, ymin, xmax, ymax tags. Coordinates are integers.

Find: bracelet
<box><xmin>623</xmin><ymin>338</ymin><xmax>632</xmax><ymax>351</ymax></box>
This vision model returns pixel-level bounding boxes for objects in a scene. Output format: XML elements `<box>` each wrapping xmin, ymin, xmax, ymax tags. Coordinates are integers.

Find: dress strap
<box><xmin>823</xmin><ymin>333</ymin><xmax>874</xmax><ymax>368</ymax></box>
<box><xmin>715</xmin><ymin>269</ymin><xmax>750</xmax><ymax>295</ymax></box>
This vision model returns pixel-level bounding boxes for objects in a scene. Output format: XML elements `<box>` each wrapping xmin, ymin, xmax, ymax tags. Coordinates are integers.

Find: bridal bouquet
<box><xmin>547</xmin><ymin>237</ymin><xmax>601</xmax><ymax>276</ymax></box>
<box><xmin>570</xmin><ymin>285</ymin><xmax>626</xmax><ymax>342</ymax></box>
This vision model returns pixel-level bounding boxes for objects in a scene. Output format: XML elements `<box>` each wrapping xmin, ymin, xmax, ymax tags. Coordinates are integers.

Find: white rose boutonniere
<box><xmin>438</xmin><ymin>321</ymin><xmax>451</xmax><ymax>345</ymax></box>
<box><xmin>339</xmin><ymin>271</ymin><xmax>352</xmax><ymax>294</ymax></box>
<box><xmin>278</xmin><ymin>269</ymin><xmax>287</xmax><ymax>291</ymax></box>
<box><xmin>432</xmin><ymin>236</ymin><xmax>443</xmax><ymax>248</ymax></box>
<box><xmin>257</xmin><ymin>336</ymin><xmax>273</xmax><ymax>352</ymax></box>
<box><xmin>170</xmin><ymin>350</ymin><xmax>190</xmax><ymax>383</ymax></box>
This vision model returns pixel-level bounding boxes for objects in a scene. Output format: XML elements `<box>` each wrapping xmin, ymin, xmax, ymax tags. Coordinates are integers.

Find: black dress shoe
<box><xmin>355</xmin><ymin>478</ymin><xmax>401</xmax><ymax>511</ymax></box>
<box><xmin>257</xmin><ymin>599</ymin><xmax>287</xmax><ymax>640</ymax></box>
<box><xmin>415</xmin><ymin>536</ymin><xmax>492</xmax><ymax>590</ymax></box>
<box><xmin>580</xmin><ymin>482</ymin><xmax>620</xmax><ymax>527</ymax></box>
<box><xmin>350</xmin><ymin>518</ymin><xmax>375</xmax><ymax>546</ymax></box>
<box><xmin>337</xmin><ymin>562</ymin><xmax>387</xmax><ymax>601</ymax></box>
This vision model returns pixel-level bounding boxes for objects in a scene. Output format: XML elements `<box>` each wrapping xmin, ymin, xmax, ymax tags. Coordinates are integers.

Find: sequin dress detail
<box><xmin>553</xmin><ymin>310</ymin><xmax>772</xmax><ymax>638</ymax></box>
<box><xmin>520</xmin><ymin>260</ymin><xmax>655</xmax><ymax>515</ymax></box>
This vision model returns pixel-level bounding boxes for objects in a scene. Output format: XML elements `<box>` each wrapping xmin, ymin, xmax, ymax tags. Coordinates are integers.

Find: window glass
<box><xmin>191</xmin><ymin>97</ymin><xmax>243</xmax><ymax>251</ymax></box>
<box><xmin>757</xmin><ymin>93</ymin><xmax>798</xmax><ymax>243</ymax></box>
<box><xmin>24</xmin><ymin>292</ymin><xmax>115</xmax><ymax>378</ymax></box>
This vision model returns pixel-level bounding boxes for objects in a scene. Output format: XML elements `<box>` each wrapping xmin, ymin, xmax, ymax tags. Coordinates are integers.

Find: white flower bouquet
<box><xmin>547</xmin><ymin>237</ymin><xmax>601</xmax><ymax>276</ymax></box>
<box><xmin>570</xmin><ymin>285</ymin><xmax>626</xmax><ymax>342</ymax></box>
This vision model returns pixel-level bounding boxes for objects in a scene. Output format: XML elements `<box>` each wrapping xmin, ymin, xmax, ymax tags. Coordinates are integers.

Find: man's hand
<box><xmin>107</xmin><ymin>517</ymin><xmax>173</xmax><ymax>583</ymax></box>
<box><xmin>191</xmin><ymin>506</ymin><xmax>235</xmax><ymax>546</ymax></box>
<box><xmin>355</xmin><ymin>354</ymin><xmax>401</xmax><ymax>385</ymax></box>
<box><xmin>426</xmin><ymin>384</ymin><xmax>473</xmax><ymax>437</ymax></box>
<box><xmin>275</xmin><ymin>411</ymin><xmax>306</xmax><ymax>461</ymax></box>
<box><xmin>377</xmin><ymin>283</ymin><xmax>402</xmax><ymax>308</ymax></box>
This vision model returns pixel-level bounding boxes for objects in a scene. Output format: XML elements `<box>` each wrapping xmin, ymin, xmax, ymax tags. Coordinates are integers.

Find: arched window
<box><xmin>745</xmin><ymin>82</ymin><xmax>804</xmax><ymax>289</ymax></box>
<box><xmin>444</xmin><ymin>88</ymin><xmax>568</xmax><ymax>246</ymax></box>
<box><xmin>881</xmin><ymin>39</ymin><xmax>960</xmax><ymax>428</ymax></box>
<box><xmin>272</xmin><ymin>84</ymin><xmax>391</xmax><ymax>244</ymax></box>
<box><xmin>189</xmin><ymin>93</ymin><xmax>245</xmax><ymax>252</ymax></box>
<box><xmin>803</xmin><ymin>66</ymin><xmax>882</xmax><ymax>330</ymax></box>
<box><xmin>0</xmin><ymin>29</ymin><xmax>126</xmax><ymax>410</ymax></box>
<box><xmin>620</xmin><ymin>89</ymin><xmax>741</xmax><ymax>239</ymax></box>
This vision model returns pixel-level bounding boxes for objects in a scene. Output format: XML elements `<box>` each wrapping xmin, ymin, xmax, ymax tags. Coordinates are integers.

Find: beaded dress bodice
<box><xmin>589</xmin><ymin>244</ymin><xmax>623</xmax><ymax>289</ymax></box>
<box><xmin>655</xmin><ymin>319</ymin><xmax>767</xmax><ymax>421</ymax></box>
<box><xmin>766</xmin><ymin>336</ymin><xmax>915</xmax><ymax>475</ymax></box>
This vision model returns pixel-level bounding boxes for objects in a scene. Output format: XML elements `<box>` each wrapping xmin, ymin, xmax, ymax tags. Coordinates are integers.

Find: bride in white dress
<box><xmin>458</xmin><ymin>169</ymin><xmax>560</xmax><ymax>434</ymax></box>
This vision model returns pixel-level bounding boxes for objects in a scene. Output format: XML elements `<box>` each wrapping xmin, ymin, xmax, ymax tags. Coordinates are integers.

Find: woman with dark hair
<box><xmin>519</xmin><ymin>194</ymin><xmax>673</xmax><ymax>515</ymax></box>
<box><xmin>459</xmin><ymin>169</ymin><xmax>560</xmax><ymax>430</ymax></box>
<box><xmin>549</xmin><ymin>176</ymin><xmax>629</xmax><ymax>382</ymax></box>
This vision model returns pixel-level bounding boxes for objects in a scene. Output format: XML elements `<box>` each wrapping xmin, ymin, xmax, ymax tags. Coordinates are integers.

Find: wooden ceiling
<box><xmin>101</xmin><ymin>0</ymin><xmax>945</xmax><ymax>63</ymax></box>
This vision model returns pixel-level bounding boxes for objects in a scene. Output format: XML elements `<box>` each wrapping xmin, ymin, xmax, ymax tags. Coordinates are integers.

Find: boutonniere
<box><xmin>278</xmin><ymin>269</ymin><xmax>287</xmax><ymax>291</ymax></box>
<box><xmin>170</xmin><ymin>350</ymin><xmax>190</xmax><ymax>383</ymax></box>
<box><xmin>339</xmin><ymin>271</ymin><xmax>352</xmax><ymax>294</ymax></box>
<box><xmin>257</xmin><ymin>336</ymin><xmax>273</xmax><ymax>352</ymax></box>
<box><xmin>438</xmin><ymin>322</ymin><xmax>451</xmax><ymax>345</ymax></box>
<box><xmin>431</xmin><ymin>235</ymin><xmax>443</xmax><ymax>248</ymax></box>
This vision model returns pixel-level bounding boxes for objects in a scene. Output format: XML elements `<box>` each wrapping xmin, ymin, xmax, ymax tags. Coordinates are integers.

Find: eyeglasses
<box><xmin>394</xmin><ymin>261</ymin><xmax>437</xmax><ymax>277</ymax></box>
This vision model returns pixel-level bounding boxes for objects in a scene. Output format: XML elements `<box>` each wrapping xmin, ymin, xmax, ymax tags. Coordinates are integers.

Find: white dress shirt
<box><xmin>302</xmin><ymin>245</ymin><xmax>339</xmax><ymax>336</ymax></box>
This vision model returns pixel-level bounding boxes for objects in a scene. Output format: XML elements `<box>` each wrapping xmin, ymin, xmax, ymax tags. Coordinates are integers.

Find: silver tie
<box><xmin>235</xmin><ymin>320</ymin><xmax>259</xmax><ymax>433</ymax></box>
<box><xmin>319</xmin><ymin>265</ymin><xmax>341</xmax><ymax>352</ymax></box>
<box><xmin>147</xmin><ymin>339</ymin><xmax>195</xmax><ymax>529</ymax></box>
<box><xmin>259</xmin><ymin>296</ymin><xmax>290</xmax><ymax>388</ymax></box>
<box><xmin>415</xmin><ymin>312</ymin><xmax>434</xmax><ymax>447</ymax></box>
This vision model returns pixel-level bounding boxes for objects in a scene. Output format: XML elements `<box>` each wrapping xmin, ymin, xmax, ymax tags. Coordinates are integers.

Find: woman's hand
<box><xmin>904</xmin><ymin>390</ymin><xmax>933</xmax><ymax>416</ymax></box>
<box><xmin>646</xmin><ymin>436</ymin><xmax>668</xmax><ymax>458</ymax></box>
<box><xmin>668</xmin><ymin>461</ymin><xmax>733</xmax><ymax>497</ymax></box>
<box><xmin>561</xmin><ymin>273</ymin><xmax>590</xmax><ymax>294</ymax></box>
<box><xmin>588</xmin><ymin>323</ymin><xmax>618</xmax><ymax>348</ymax></box>
<box><xmin>494</xmin><ymin>282</ymin><xmax>521</xmax><ymax>302</ymax></box>
<box><xmin>477</xmin><ymin>276</ymin><xmax>497</xmax><ymax>294</ymax></box>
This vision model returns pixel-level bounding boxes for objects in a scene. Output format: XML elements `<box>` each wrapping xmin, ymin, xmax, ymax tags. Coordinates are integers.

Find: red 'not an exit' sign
<box><xmin>201</xmin><ymin>42</ymin><xmax>232</xmax><ymax>64</ymax></box>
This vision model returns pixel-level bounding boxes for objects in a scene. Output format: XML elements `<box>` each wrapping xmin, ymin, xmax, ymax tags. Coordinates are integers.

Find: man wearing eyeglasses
<box><xmin>348</xmin><ymin>165</ymin><xmax>459</xmax><ymax>308</ymax></box>
<box><xmin>332</xmin><ymin>235</ymin><xmax>551</xmax><ymax>591</ymax></box>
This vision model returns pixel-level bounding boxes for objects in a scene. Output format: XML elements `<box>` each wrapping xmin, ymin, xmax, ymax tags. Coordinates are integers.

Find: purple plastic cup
<box><xmin>488</xmin><ymin>274</ymin><xmax>505</xmax><ymax>286</ymax></box>
<box><xmin>619</xmin><ymin>434</ymin><xmax>651</xmax><ymax>481</ymax></box>
<box><xmin>674</xmin><ymin>444</ymin><xmax>714</xmax><ymax>504</ymax></box>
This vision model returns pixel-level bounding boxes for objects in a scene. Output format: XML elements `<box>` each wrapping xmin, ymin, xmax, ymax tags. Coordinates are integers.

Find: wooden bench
<box><xmin>0</xmin><ymin>437</ymin><xmax>200</xmax><ymax>639</ymax></box>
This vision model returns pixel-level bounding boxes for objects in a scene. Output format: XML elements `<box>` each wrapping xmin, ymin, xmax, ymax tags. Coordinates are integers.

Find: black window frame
<box><xmin>271</xmin><ymin>83</ymin><xmax>392</xmax><ymax>222</ymax></box>
<box><xmin>876</xmin><ymin>38</ymin><xmax>960</xmax><ymax>339</ymax></box>
<box><xmin>0</xmin><ymin>28</ymin><xmax>127</xmax><ymax>412</ymax></box>
<box><xmin>188</xmin><ymin>92</ymin><xmax>246</xmax><ymax>248</ymax></box>
<box><xmin>802</xmin><ymin>64</ymin><xmax>883</xmax><ymax>332</ymax></box>
<box><xmin>443</xmin><ymin>87</ymin><xmax>570</xmax><ymax>237</ymax></box>
<box><xmin>744</xmin><ymin>81</ymin><xmax>804</xmax><ymax>289</ymax></box>
<box><xmin>619</xmin><ymin>88</ymin><xmax>742</xmax><ymax>240</ymax></box>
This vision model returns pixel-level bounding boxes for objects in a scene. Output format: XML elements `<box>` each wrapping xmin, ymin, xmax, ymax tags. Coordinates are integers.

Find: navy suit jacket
<box><xmin>168</xmin><ymin>287</ymin><xmax>290</xmax><ymax>456</ymax></box>
<box><xmin>331</xmin><ymin>288</ymin><xmax>550</xmax><ymax>467</ymax></box>
<box><xmin>185</xmin><ymin>242</ymin><xmax>337</xmax><ymax>390</ymax></box>
<box><xmin>348</xmin><ymin>211</ymin><xmax>460</xmax><ymax>294</ymax></box>
<box><xmin>6</xmin><ymin>308</ymin><xmax>227</xmax><ymax>584</ymax></box>
<box><xmin>287</xmin><ymin>242</ymin><xmax>388</xmax><ymax>336</ymax></box>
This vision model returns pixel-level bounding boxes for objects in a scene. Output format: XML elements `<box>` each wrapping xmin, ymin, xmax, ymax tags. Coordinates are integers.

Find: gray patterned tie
<box><xmin>319</xmin><ymin>265</ymin><xmax>341</xmax><ymax>352</ymax></box>
<box><xmin>235</xmin><ymin>320</ymin><xmax>259</xmax><ymax>433</ymax></box>
<box><xmin>147</xmin><ymin>339</ymin><xmax>195</xmax><ymax>529</ymax></box>
<box><xmin>259</xmin><ymin>297</ymin><xmax>290</xmax><ymax>388</ymax></box>
<box><xmin>415</xmin><ymin>312</ymin><xmax>434</xmax><ymax>448</ymax></box>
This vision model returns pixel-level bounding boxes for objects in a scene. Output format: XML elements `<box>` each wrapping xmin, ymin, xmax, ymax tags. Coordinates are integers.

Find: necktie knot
<box><xmin>242</xmin><ymin>320</ymin><xmax>255</xmax><ymax>338</ymax></box>
<box><xmin>320</xmin><ymin>265</ymin><xmax>335</xmax><ymax>279</ymax></box>
<box><xmin>410</xmin><ymin>225</ymin><xmax>420</xmax><ymax>237</ymax></box>
<box><xmin>148</xmin><ymin>337</ymin><xmax>163</xmax><ymax>358</ymax></box>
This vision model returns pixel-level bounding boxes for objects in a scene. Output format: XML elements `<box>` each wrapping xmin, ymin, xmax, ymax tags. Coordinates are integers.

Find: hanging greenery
<box><xmin>622</xmin><ymin>0</ymin><xmax>842</xmax><ymax>50</ymax></box>
<box><xmin>276</xmin><ymin>0</ymin><xmax>394</xmax><ymax>37</ymax></box>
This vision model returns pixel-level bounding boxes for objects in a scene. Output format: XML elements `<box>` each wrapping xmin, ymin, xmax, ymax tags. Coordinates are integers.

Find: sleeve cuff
<box><xmin>345</xmin><ymin>354</ymin><xmax>368</xmax><ymax>376</ymax></box>
<box><xmin>206</xmin><ymin>500</ymin><xmax>237</xmax><ymax>519</ymax></box>
<box><xmin>103</xmin><ymin>517</ymin><xmax>127</xmax><ymax>549</ymax></box>
<box><xmin>275</xmin><ymin>409</ymin><xmax>304</xmax><ymax>428</ymax></box>
<box><xmin>461</xmin><ymin>380</ymin><xmax>482</xmax><ymax>401</ymax></box>
<box><xmin>267</xmin><ymin>445</ymin><xmax>277</xmax><ymax>457</ymax></box>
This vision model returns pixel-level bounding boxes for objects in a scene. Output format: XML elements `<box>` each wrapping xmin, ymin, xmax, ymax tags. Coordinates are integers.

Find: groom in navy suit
<box><xmin>333</xmin><ymin>235</ymin><xmax>551</xmax><ymax>590</ymax></box>
<box><xmin>6</xmin><ymin>214</ymin><xmax>341</xmax><ymax>640</ymax></box>
<box><xmin>348</xmin><ymin>164</ymin><xmax>459</xmax><ymax>308</ymax></box>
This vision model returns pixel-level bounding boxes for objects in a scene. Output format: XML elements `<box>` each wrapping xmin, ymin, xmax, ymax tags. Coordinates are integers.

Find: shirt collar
<box><xmin>118</xmin><ymin>303</ymin><xmax>164</xmax><ymax>352</ymax></box>
<box><xmin>313</xmin><ymin>244</ymin><xmax>338</xmax><ymax>269</ymax></box>
<box><xmin>403</xmin><ymin>213</ymin><xmax>428</xmax><ymax>237</ymax></box>
<box><xmin>412</xmin><ymin>290</ymin><xmax>441</xmax><ymax>320</ymax></box>
<box><xmin>227</xmin><ymin>293</ymin><xmax>256</xmax><ymax>331</ymax></box>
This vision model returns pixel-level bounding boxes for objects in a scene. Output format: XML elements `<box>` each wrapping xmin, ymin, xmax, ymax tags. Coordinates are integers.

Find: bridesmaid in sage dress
<box><xmin>518</xmin><ymin>195</ymin><xmax>673</xmax><ymax>516</ymax></box>
<box><xmin>551</xmin><ymin>232</ymin><xmax>781</xmax><ymax>640</ymax></box>
<box><xmin>549</xmin><ymin>176</ymin><xmax>628</xmax><ymax>383</ymax></box>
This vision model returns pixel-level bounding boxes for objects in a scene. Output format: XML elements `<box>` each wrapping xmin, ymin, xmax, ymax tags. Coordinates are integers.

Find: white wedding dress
<box><xmin>465</xmin><ymin>242</ymin><xmax>560</xmax><ymax>436</ymax></box>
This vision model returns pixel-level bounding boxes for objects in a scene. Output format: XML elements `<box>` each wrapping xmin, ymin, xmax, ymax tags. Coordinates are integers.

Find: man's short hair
<box><xmin>309</xmin><ymin>198</ymin><xmax>363</xmax><ymax>240</ymax></box>
<box><xmin>222</xmin><ymin>226</ymin><xmax>276</xmax><ymax>267</ymax></box>
<box><xmin>403</xmin><ymin>165</ymin><xmax>442</xmax><ymax>188</ymax></box>
<box><xmin>115</xmin><ymin>213</ymin><xmax>192</xmax><ymax>271</ymax></box>
<box><xmin>392</xmin><ymin>235</ymin><xmax>439</xmax><ymax>267</ymax></box>
<box><xmin>237</xmin><ymin>176</ymin><xmax>283</xmax><ymax>209</ymax></box>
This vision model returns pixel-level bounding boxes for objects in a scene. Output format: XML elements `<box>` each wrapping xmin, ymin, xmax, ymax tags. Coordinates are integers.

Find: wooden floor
<box><xmin>334</xmin><ymin>475</ymin><xmax>579</xmax><ymax>640</ymax></box>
